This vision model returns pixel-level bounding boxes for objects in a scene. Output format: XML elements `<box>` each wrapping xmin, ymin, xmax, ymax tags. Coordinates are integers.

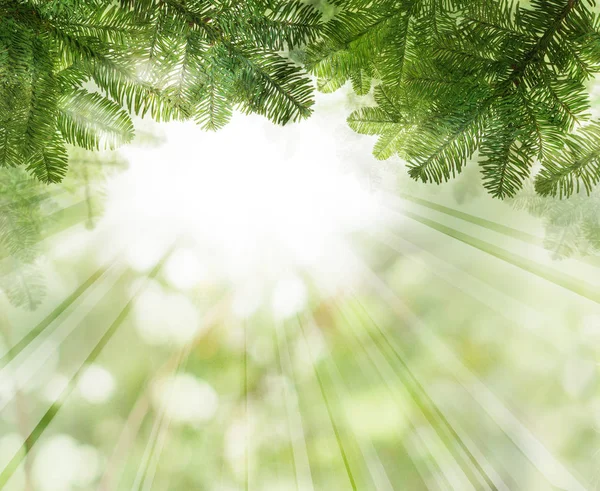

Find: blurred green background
<box><xmin>0</xmin><ymin>86</ymin><xmax>599</xmax><ymax>491</ymax></box>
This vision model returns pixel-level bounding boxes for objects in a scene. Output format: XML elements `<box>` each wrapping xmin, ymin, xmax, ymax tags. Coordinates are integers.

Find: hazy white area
<box><xmin>91</xmin><ymin>91</ymin><xmax>386</xmax><ymax>313</ymax></box>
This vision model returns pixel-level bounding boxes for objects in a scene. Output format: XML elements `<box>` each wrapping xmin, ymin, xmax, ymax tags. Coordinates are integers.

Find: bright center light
<box><xmin>99</xmin><ymin>97</ymin><xmax>382</xmax><ymax>294</ymax></box>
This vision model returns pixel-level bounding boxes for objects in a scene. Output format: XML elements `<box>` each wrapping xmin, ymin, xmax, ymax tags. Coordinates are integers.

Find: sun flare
<box><xmin>97</xmin><ymin>109</ymin><xmax>383</xmax><ymax>308</ymax></box>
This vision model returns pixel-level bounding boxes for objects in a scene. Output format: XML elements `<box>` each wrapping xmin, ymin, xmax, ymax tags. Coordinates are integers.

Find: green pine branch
<box><xmin>535</xmin><ymin>121</ymin><xmax>600</xmax><ymax>197</ymax></box>
<box><xmin>308</xmin><ymin>0</ymin><xmax>600</xmax><ymax>199</ymax></box>
<box><xmin>0</xmin><ymin>0</ymin><xmax>322</xmax><ymax>182</ymax></box>
<box><xmin>3</xmin><ymin>0</ymin><xmax>600</xmax><ymax>200</ymax></box>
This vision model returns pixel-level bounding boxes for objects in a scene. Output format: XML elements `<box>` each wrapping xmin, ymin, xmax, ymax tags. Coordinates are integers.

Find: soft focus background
<box><xmin>1</xmin><ymin>86</ymin><xmax>600</xmax><ymax>491</ymax></box>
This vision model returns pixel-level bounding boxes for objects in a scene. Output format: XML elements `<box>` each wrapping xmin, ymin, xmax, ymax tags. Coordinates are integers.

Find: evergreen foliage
<box><xmin>308</xmin><ymin>0</ymin><xmax>600</xmax><ymax>199</ymax></box>
<box><xmin>63</xmin><ymin>147</ymin><xmax>128</xmax><ymax>229</ymax></box>
<box><xmin>513</xmin><ymin>181</ymin><xmax>600</xmax><ymax>258</ymax></box>
<box><xmin>0</xmin><ymin>0</ymin><xmax>321</xmax><ymax>182</ymax></box>
<box><xmin>2</xmin><ymin>0</ymin><xmax>600</xmax><ymax>199</ymax></box>
<box><xmin>0</xmin><ymin>167</ymin><xmax>48</xmax><ymax>309</ymax></box>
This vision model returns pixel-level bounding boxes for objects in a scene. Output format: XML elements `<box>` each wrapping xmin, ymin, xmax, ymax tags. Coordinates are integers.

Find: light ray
<box><xmin>0</xmin><ymin>249</ymin><xmax>172</xmax><ymax>489</ymax></box>
<box><xmin>136</xmin><ymin>295</ymin><xmax>228</xmax><ymax>491</ymax></box>
<box><xmin>299</xmin><ymin>310</ymin><xmax>397</xmax><ymax>491</ymax></box>
<box><xmin>347</xmin><ymin>297</ymin><xmax>503</xmax><ymax>490</ymax></box>
<box><xmin>348</xmin><ymin>252</ymin><xmax>588</xmax><ymax>491</ymax></box>
<box><xmin>0</xmin><ymin>199</ymin><xmax>92</xmax><ymax>270</ymax></box>
<box><xmin>0</xmin><ymin>258</ymin><xmax>116</xmax><ymax>368</ymax></box>
<box><xmin>98</xmin><ymin>383</ymin><xmax>151</xmax><ymax>491</ymax></box>
<box><xmin>328</xmin><ymin>243</ymin><xmax>519</xmax><ymax>488</ymax></box>
<box><xmin>395</xmin><ymin>193</ymin><xmax>542</xmax><ymax>246</ymax></box>
<box><xmin>295</xmin><ymin>314</ymin><xmax>358</xmax><ymax>490</ymax></box>
<box><xmin>101</xmin><ymin>294</ymin><xmax>229</xmax><ymax>490</ymax></box>
<box><xmin>395</xmin><ymin>192</ymin><xmax>600</xmax><ymax>269</ymax></box>
<box><xmin>310</xmin><ymin>280</ymin><xmax>499</xmax><ymax>490</ymax></box>
<box><xmin>322</xmin><ymin>300</ymin><xmax>449</xmax><ymax>491</ymax></box>
<box><xmin>0</xmin><ymin>186</ymin><xmax>68</xmax><ymax>216</ymax></box>
<box><xmin>368</xmin><ymin>227</ymin><xmax>550</xmax><ymax>331</ymax></box>
<box><xmin>132</xmin><ymin>346</ymin><xmax>188</xmax><ymax>491</ymax></box>
<box><xmin>273</xmin><ymin>320</ymin><xmax>315</xmax><ymax>491</ymax></box>
<box><xmin>0</xmin><ymin>263</ymin><xmax>129</xmax><ymax>411</ymax></box>
<box><xmin>38</xmin><ymin>200</ymin><xmax>92</xmax><ymax>242</ymax></box>
<box><xmin>387</xmin><ymin>205</ymin><xmax>600</xmax><ymax>304</ymax></box>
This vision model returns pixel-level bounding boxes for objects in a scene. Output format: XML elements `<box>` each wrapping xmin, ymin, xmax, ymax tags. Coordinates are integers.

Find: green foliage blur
<box><xmin>0</xmin><ymin>91</ymin><xmax>599</xmax><ymax>490</ymax></box>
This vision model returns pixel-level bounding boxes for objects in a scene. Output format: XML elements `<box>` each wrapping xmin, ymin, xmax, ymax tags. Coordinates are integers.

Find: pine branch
<box><xmin>26</xmin><ymin>134</ymin><xmax>68</xmax><ymax>183</ymax></box>
<box><xmin>535</xmin><ymin>121</ymin><xmax>600</xmax><ymax>197</ymax></box>
<box><xmin>480</xmin><ymin>111</ymin><xmax>534</xmax><ymax>199</ymax></box>
<box><xmin>313</xmin><ymin>0</ymin><xmax>600</xmax><ymax>199</ymax></box>
<box><xmin>0</xmin><ymin>0</ymin><xmax>320</xmax><ymax>182</ymax></box>
<box><xmin>0</xmin><ymin>261</ymin><xmax>46</xmax><ymax>311</ymax></box>
<box><xmin>57</xmin><ymin>89</ymin><xmax>135</xmax><ymax>150</ymax></box>
<box><xmin>2</xmin><ymin>0</ymin><xmax>600</xmax><ymax>198</ymax></box>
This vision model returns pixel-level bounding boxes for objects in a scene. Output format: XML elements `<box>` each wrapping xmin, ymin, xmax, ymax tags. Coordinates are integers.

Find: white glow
<box><xmin>271</xmin><ymin>276</ymin><xmax>307</xmax><ymax>320</ymax></box>
<box><xmin>32</xmin><ymin>435</ymin><xmax>100</xmax><ymax>491</ymax></box>
<box><xmin>100</xmin><ymin>105</ymin><xmax>382</xmax><ymax>292</ymax></box>
<box><xmin>133</xmin><ymin>280</ymin><xmax>202</xmax><ymax>346</ymax></box>
<box><xmin>76</xmin><ymin>364</ymin><xmax>115</xmax><ymax>404</ymax></box>
<box><xmin>164</xmin><ymin>248</ymin><xmax>204</xmax><ymax>290</ymax></box>
<box><xmin>232</xmin><ymin>284</ymin><xmax>264</xmax><ymax>318</ymax></box>
<box><xmin>152</xmin><ymin>373</ymin><xmax>219</xmax><ymax>425</ymax></box>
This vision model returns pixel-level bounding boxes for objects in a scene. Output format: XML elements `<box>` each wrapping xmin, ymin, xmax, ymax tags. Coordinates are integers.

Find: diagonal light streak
<box><xmin>382</xmin><ymin>192</ymin><xmax>600</xmax><ymax>288</ymax></box>
<box><xmin>395</xmin><ymin>193</ymin><xmax>542</xmax><ymax>246</ymax></box>
<box><xmin>347</xmin><ymin>251</ymin><xmax>589</xmax><ymax>491</ymax></box>
<box><xmin>100</xmin><ymin>294</ymin><xmax>229</xmax><ymax>490</ymax></box>
<box><xmin>137</xmin><ymin>294</ymin><xmax>231</xmax><ymax>491</ymax></box>
<box><xmin>0</xmin><ymin>248</ymin><xmax>173</xmax><ymax>489</ymax></box>
<box><xmin>39</xmin><ymin>200</ymin><xmax>93</xmax><ymax>242</ymax></box>
<box><xmin>0</xmin><ymin>258</ymin><xmax>118</xmax><ymax>368</ymax></box>
<box><xmin>327</xmin><ymin>243</ymin><xmax>513</xmax><ymax>488</ymax></box>
<box><xmin>364</xmin><ymin>228</ymin><xmax>570</xmax><ymax>356</ymax></box>
<box><xmin>384</xmin><ymin>203</ymin><xmax>600</xmax><ymax>304</ymax></box>
<box><xmin>331</xmin><ymin>297</ymin><xmax>465</xmax><ymax>491</ymax></box>
<box><xmin>346</xmin><ymin>296</ymin><xmax>505</xmax><ymax>491</ymax></box>
<box><xmin>395</xmin><ymin>192</ymin><xmax>600</xmax><ymax>269</ymax></box>
<box><xmin>0</xmin><ymin>186</ymin><xmax>68</xmax><ymax>214</ymax></box>
<box><xmin>133</xmin><ymin>346</ymin><xmax>189</xmax><ymax>491</ymax></box>
<box><xmin>0</xmin><ymin>199</ymin><xmax>91</xmax><ymax>265</ymax></box>
<box><xmin>370</xmin><ymin>226</ymin><xmax>550</xmax><ymax>329</ymax></box>
<box><xmin>299</xmin><ymin>310</ymin><xmax>397</xmax><ymax>491</ymax></box>
<box><xmin>336</xmin><ymin>306</ymin><xmax>452</xmax><ymax>489</ymax></box>
<box><xmin>321</xmin><ymin>298</ymin><xmax>449</xmax><ymax>491</ymax></box>
<box><xmin>273</xmin><ymin>320</ymin><xmax>315</xmax><ymax>491</ymax></box>
<box><xmin>0</xmin><ymin>263</ymin><xmax>129</xmax><ymax>412</ymax></box>
<box><xmin>295</xmin><ymin>314</ymin><xmax>358</xmax><ymax>491</ymax></box>
<box><xmin>98</xmin><ymin>381</ymin><xmax>152</xmax><ymax>491</ymax></box>
<box><xmin>315</xmin><ymin>287</ymin><xmax>498</xmax><ymax>491</ymax></box>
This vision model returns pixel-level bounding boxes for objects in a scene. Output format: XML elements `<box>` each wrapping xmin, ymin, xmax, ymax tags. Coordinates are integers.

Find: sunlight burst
<box><xmin>100</xmin><ymin>114</ymin><xmax>382</xmax><ymax>296</ymax></box>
